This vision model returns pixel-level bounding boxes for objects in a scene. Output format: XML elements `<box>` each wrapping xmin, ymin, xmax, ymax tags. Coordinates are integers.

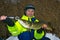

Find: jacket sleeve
<box><xmin>37</xmin><ymin>19</ymin><xmax>47</xmax><ymax>33</ymax></box>
<box><xmin>2</xmin><ymin>18</ymin><xmax>15</xmax><ymax>26</ymax></box>
<box><xmin>37</xmin><ymin>28</ymin><xmax>44</xmax><ymax>33</ymax></box>
<box><xmin>34</xmin><ymin>29</ymin><xmax>45</xmax><ymax>39</ymax></box>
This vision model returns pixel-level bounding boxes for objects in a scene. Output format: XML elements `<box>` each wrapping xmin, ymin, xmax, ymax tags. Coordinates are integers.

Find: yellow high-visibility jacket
<box><xmin>7</xmin><ymin>15</ymin><xmax>44</xmax><ymax>39</ymax></box>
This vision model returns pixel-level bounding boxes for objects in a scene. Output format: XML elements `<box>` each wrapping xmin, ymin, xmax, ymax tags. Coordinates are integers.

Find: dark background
<box><xmin>0</xmin><ymin>0</ymin><xmax>60</xmax><ymax>39</ymax></box>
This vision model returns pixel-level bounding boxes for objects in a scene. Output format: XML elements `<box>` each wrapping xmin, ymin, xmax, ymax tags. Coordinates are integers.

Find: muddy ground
<box><xmin>0</xmin><ymin>0</ymin><xmax>60</xmax><ymax>39</ymax></box>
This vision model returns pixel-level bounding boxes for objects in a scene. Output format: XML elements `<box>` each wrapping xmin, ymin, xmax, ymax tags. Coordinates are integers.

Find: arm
<box><xmin>0</xmin><ymin>15</ymin><xmax>15</xmax><ymax>26</ymax></box>
<box><xmin>37</xmin><ymin>19</ymin><xmax>48</xmax><ymax>33</ymax></box>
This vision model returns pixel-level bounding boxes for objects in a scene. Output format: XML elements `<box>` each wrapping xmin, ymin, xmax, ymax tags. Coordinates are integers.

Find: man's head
<box><xmin>24</xmin><ymin>4</ymin><xmax>35</xmax><ymax>17</ymax></box>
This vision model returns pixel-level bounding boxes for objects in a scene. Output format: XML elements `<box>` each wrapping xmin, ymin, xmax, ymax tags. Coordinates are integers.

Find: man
<box><xmin>0</xmin><ymin>4</ymin><xmax>50</xmax><ymax>40</ymax></box>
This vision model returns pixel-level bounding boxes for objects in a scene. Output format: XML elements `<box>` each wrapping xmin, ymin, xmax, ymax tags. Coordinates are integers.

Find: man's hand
<box><xmin>41</xmin><ymin>24</ymin><xmax>47</xmax><ymax>29</ymax></box>
<box><xmin>0</xmin><ymin>15</ymin><xmax>7</xmax><ymax>20</ymax></box>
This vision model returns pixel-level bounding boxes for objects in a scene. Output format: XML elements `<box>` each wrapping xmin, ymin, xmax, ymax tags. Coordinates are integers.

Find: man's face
<box><xmin>26</xmin><ymin>9</ymin><xmax>34</xmax><ymax>17</ymax></box>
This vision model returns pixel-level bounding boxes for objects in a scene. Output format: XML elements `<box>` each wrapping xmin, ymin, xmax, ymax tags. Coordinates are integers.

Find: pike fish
<box><xmin>18</xmin><ymin>19</ymin><xmax>52</xmax><ymax>31</ymax></box>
